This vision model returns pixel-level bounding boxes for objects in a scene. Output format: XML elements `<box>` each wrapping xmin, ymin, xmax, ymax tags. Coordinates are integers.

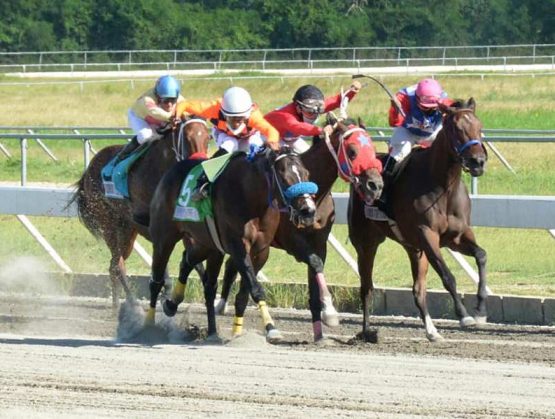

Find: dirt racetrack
<box><xmin>0</xmin><ymin>292</ymin><xmax>554</xmax><ymax>418</ymax></box>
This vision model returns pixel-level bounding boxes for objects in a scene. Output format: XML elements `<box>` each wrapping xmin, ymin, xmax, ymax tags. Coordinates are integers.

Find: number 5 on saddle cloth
<box><xmin>173</xmin><ymin>152</ymin><xmax>235</xmax><ymax>222</ymax></box>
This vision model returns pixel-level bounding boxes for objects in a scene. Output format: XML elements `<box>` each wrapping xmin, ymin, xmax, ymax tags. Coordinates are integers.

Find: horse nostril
<box><xmin>302</xmin><ymin>207</ymin><xmax>315</xmax><ymax>217</ymax></box>
<box><xmin>366</xmin><ymin>180</ymin><xmax>379</xmax><ymax>192</ymax></box>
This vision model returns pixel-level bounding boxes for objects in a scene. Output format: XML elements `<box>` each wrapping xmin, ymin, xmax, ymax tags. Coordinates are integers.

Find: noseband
<box><xmin>271</xmin><ymin>153</ymin><xmax>318</xmax><ymax>223</ymax></box>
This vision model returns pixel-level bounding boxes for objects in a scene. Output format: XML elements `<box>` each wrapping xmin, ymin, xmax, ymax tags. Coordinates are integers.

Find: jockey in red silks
<box><xmin>114</xmin><ymin>75</ymin><xmax>185</xmax><ymax>163</ymax></box>
<box><xmin>264</xmin><ymin>81</ymin><xmax>362</xmax><ymax>153</ymax></box>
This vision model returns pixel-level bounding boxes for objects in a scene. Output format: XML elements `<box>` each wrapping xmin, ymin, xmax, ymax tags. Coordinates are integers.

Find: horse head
<box><xmin>265</xmin><ymin>146</ymin><xmax>318</xmax><ymax>228</ymax></box>
<box><xmin>174</xmin><ymin>116</ymin><xmax>211</xmax><ymax>161</ymax></box>
<box><xmin>325</xmin><ymin>114</ymin><xmax>384</xmax><ymax>205</ymax></box>
<box><xmin>439</xmin><ymin>98</ymin><xmax>487</xmax><ymax>177</ymax></box>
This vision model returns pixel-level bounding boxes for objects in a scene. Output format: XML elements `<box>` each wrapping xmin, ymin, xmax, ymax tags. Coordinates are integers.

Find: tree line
<box><xmin>0</xmin><ymin>0</ymin><xmax>553</xmax><ymax>52</ymax></box>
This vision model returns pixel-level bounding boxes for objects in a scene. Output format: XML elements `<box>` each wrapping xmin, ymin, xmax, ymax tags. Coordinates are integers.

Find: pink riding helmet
<box><xmin>415</xmin><ymin>79</ymin><xmax>443</xmax><ymax>109</ymax></box>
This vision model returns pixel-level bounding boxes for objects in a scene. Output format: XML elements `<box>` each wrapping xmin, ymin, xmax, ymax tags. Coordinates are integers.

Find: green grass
<box><xmin>0</xmin><ymin>73</ymin><xmax>554</xmax><ymax>298</ymax></box>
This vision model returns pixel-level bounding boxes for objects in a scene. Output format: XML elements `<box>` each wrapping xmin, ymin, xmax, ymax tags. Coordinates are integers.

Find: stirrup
<box><xmin>191</xmin><ymin>183</ymin><xmax>209</xmax><ymax>202</ymax></box>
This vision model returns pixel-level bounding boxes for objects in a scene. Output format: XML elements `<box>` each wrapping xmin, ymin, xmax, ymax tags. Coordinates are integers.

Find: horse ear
<box><xmin>438</xmin><ymin>100</ymin><xmax>451</xmax><ymax>115</ymax></box>
<box><xmin>467</xmin><ymin>97</ymin><xmax>476</xmax><ymax>112</ymax></box>
<box><xmin>357</xmin><ymin>116</ymin><xmax>366</xmax><ymax>130</ymax></box>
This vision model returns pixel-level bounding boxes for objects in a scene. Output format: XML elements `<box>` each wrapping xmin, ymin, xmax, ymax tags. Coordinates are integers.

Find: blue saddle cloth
<box><xmin>101</xmin><ymin>144</ymin><xmax>150</xmax><ymax>199</ymax></box>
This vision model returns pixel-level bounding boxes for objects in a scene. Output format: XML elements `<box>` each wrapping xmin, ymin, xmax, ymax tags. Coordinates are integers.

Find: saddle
<box><xmin>173</xmin><ymin>151</ymin><xmax>237</xmax><ymax>222</ymax></box>
<box><xmin>101</xmin><ymin>143</ymin><xmax>151</xmax><ymax>199</ymax></box>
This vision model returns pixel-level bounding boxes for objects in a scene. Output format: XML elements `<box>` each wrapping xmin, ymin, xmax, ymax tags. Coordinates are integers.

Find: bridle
<box><xmin>324</xmin><ymin>123</ymin><xmax>367</xmax><ymax>184</ymax></box>
<box><xmin>173</xmin><ymin>118</ymin><xmax>209</xmax><ymax>161</ymax></box>
<box><xmin>270</xmin><ymin>151</ymin><xmax>318</xmax><ymax>225</ymax></box>
<box><xmin>445</xmin><ymin>109</ymin><xmax>487</xmax><ymax>171</ymax></box>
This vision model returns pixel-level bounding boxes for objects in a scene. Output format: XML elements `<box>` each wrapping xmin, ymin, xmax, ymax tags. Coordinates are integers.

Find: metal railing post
<box><xmin>471</xmin><ymin>177</ymin><xmax>478</xmax><ymax>194</ymax></box>
<box><xmin>20</xmin><ymin>137</ymin><xmax>27</xmax><ymax>186</ymax></box>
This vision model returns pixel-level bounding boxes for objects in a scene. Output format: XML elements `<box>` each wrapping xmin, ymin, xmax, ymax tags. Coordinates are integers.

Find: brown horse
<box><xmin>71</xmin><ymin>118</ymin><xmax>211</xmax><ymax>309</ymax></box>
<box><xmin>348</xmin><ymin>98</ymin><xmax>488</xmax><ymax>342</ymax></box>
<box><xmin>148</xmin><ymin>147</ymin><xmax>318</xmax><ymax>342</ymax></box>
<box><xmin>215</xmin><ymin>116</ymin><xmax>384</xmax><ymax>342</ymax></box>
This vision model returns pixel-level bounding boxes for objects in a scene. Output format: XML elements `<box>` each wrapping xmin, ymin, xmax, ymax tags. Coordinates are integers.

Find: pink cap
<box><xmin>416</xmin><ymin>79</ymin><xmax>442</xmax><ymax>109</ymax></box>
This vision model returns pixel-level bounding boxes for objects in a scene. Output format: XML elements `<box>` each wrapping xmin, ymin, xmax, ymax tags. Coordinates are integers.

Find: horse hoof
<box><xmin>460</xmin><ymin>316</ymin><xmax>477</xmax><ymax>328</ymax></box>
<box><xmin>162</xmin><ymin>299</ymin><xmax>178</xmax><ymax>317</ymax></box>
<box><xmin>321</xmin><ymin>310</ymin><xmax>340</xmax><ymax>328</ymax></box>
<box><xmin>266</xmin><ymin>328</ymin><xmax>283</xmax><ymax>344</ymax></box>
<box><xmin>426</xmin><ymin>332</ymin><xmax>444</xmax><ymax>342</ymax></box>
<box><xmin>205</xmin><ymin>333</ymin><xmax>223</xmax><ymax>344</ymax></box>
<box><xmin>355</xmin><ymin>329</ymin><xmax>379</xmax><ymax>344</ymax></box>
<box><xmin>214</xmin><ymin>299</ymin><xmax>227</xmax><ymax>316</ymax></box>
<box><xmin>474</xmin><ymin>316</ymin><xmax>487</xmax><ymax>325</ymax></box>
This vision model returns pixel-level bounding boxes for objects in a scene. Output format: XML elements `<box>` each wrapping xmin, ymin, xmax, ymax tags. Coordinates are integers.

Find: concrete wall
<box><xmin>65</xmin><ymin>273</ymin><xmax>555</xmax><ymax>326</ymax></box>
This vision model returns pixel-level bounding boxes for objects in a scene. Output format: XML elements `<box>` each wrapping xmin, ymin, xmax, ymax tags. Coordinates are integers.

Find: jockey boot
<box><xmin>191</xmin><ymin>172</ymin><xmax>209</xmax><ymax>202</ymax></box>
<box><xmin>376</xmin><ymin>156</ymin><xmax>396</xmax><ymax>211</ymax></box>
<box><xmin>114</xmin><ymin>136</ymin><xmax>139</xmax><ymax>165</ymax></box>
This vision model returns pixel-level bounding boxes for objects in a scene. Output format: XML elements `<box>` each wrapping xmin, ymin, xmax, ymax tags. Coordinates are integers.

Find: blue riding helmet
<box><xmin>155</xmin><ymin>75</ymin><xmax>180</xmax><ymax>99</ymax></box>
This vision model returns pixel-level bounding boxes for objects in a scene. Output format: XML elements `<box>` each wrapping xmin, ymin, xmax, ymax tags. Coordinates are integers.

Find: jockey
<box><xmin>388</xmin><ymin>78</ymin><xmax>449</xmax><ymax>164</ymax></box>
<box><xmin>377</xmin><ymin>78</ymin><xmax>450</xmax><ymax>210</ymax></box>
<box><xmin>114</xmin><ymin>75</ymin><xmax>184</xmax><ymax>163</ymax></box>
<box><xmin>175</xmin><ymin>86</ymin><xmax>279</xmax><ymax>154</ymax></box>
<box><xmin>264</xmin><ymin>81</ymin><xmax>362</xmax><ymax>153</ymax></box>
<box><xmin>174</xmin><ymin>86</ymin><xmax>279</xmax><ymax>200</ymax></box>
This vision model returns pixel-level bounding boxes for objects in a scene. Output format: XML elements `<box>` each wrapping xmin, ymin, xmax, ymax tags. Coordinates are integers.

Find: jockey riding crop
<box><xmin>352</xmin><ymin>74</ymin><xmax>406</xmax><ymax>118</ymax></box>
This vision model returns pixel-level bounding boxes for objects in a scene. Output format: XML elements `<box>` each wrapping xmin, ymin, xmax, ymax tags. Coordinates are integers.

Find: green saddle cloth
<box><xmin>173</xmin><ymin>152</ymin><xmax>236</xmax><ymax>222</ymax></box>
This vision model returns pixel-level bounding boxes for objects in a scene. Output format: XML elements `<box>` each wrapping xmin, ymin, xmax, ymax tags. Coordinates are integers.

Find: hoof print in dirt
<box><xmin>353</xmin><ymin>329</ymin><xmax>379</xmax><ymax>344</ymax></box>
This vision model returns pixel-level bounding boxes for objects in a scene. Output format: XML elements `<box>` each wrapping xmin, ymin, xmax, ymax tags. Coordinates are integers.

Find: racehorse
<box><xmin>148</xmin><ymin>147</ymin><xmax>318</xmax><ymax>342</ymax></box>
<box><xmin>215</xmin><ymin>116</ymin><xmax>385</xmax><ymax>342</ymax></box>
<box><xmin>348</xmin><ymin>98</ymin><xmax>488</xmax><ymax>342</ymax></box>
<box><xmin>71</xmin><ymin>118</ymin><xmax>210</xmax><ymax>309</ymax></box>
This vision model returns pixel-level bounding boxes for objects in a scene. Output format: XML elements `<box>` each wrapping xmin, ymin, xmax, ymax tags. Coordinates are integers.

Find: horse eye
<box><xmin>347</xmin><ymin>149</ymin><xmax>357</xmax><ymax>160</ymax></box>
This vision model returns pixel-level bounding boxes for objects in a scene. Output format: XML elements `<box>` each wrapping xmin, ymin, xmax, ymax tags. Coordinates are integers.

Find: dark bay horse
<box><xmin>148</xmin><ymin>148</ymin><xmax>318</xmax><ymax>342</ymax></box>
<box><xmin>215</xmin><ymin>117</ymin><xmax>384</xmax><ymax>342</ymax></box>
<box><xmin>348</xmin><ymin>98</ymin><xmax>488</xmax><ymax>342</ymax></box>
<box><xmin>71</xmin><ymin>118</ymin><xmax>210</xmax><ymax>309</ymax></box>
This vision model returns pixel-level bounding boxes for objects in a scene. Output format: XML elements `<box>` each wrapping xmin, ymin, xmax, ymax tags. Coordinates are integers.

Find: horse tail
<box><xmin>68</xmin><ymin>172</ymin><xmax>104</xmax><ymax>239</ymax></box>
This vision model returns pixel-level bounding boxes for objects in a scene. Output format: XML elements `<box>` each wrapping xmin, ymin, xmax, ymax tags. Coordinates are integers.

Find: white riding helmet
<box><xmin>221</xmin><ymin>87</ymin><xmax>253</xmax><ymax>118</ymax></box>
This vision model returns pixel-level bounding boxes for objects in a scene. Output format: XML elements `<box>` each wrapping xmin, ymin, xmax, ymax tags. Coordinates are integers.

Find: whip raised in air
<box><xmin>352</xmin><ymin>74</ymin><xmax>406</xmax><ymax>118</ymax></box>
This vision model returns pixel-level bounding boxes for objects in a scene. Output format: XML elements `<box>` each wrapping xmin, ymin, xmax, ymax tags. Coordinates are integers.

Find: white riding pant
<box><xmin>280</xmin><ymin>137</ymin><xmax>310</xmax><ymax>153</ymax></box>
<box><xmin>389</xmin><ymin>126</ymin><xmax>439</xmax><ymax>162</ymax></box>
<box><xmin>128</xmin><ymin>109</ymin><xmax>162</xmax><ymax>144</ymax></box>
<box><xmin>213</xmin><ymin>128</ymin><xmax>264</xmax><ymax>153</ymax></box>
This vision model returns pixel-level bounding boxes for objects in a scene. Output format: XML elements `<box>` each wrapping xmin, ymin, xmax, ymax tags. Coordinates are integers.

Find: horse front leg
<box><xmin>419</xmin><ymin>227</ymin><xmax>475</xmax><ymax>329</ymax></box>
<box><xmin>405</xmin><ymin>248</ymin><xmax>442</xmax><ymax>341</ymax></box>
<box><xmin>354</xmin><ymin>239</ymin><xmax>381</xmax><ymax>343</ymax></box>
<box><xmin>147</xmin><ymin>239</ymin><xmax>178</xmax><ymax>326</ymax></box>
<box><xmin>162</xmin><ymin>248</ymin><xmax>198</xmax><ymax>317</ymax></box>
<box><xmin>451</xmin><ymin>228</ymin><xmax>488</xmax><ymax>324</ymax></box>
<box><xmin>306</xmin><ymin>251</ymin><xmax>340</xmax><ymax>342</ymax></box>
<box><xmin>230</xmin><ymin>241</ymin><xmax>281</xmax><ymax>343</ymax></box>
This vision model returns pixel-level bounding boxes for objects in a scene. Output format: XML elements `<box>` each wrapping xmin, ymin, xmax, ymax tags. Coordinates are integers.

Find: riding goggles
<box><xmin>417</xmin><ymin>95</ymin><xmax>440</xmax><ymax>109</ymax></box>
